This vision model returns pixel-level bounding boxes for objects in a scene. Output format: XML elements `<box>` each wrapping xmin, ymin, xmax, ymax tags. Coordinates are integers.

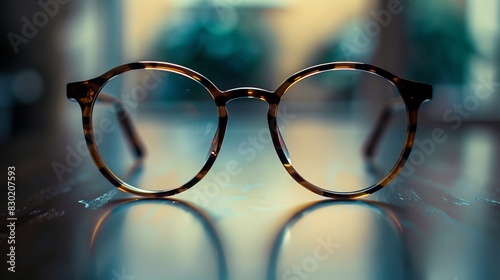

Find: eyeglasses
<box><xmin>67</xmin><ymin>61</ymin><xmax>432</xmax><ymax>199</ymax></box>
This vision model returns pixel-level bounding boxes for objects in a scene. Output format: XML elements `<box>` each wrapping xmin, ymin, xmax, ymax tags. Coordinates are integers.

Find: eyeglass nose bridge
<box><xmin>216</xmin><ymin>87</ymin><xmax>280</xmax><ymax>106</ymax></box>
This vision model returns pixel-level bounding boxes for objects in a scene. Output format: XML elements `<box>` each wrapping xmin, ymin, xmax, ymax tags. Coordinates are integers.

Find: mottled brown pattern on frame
<box><xmin>67</xmin><ymin>61</ymin><xmax>433</xmax><ymax>198</ymax></box>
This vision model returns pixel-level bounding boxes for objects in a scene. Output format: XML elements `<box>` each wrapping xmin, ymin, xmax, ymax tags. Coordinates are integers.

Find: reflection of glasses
<box><xmin>89</xmin><ymin>198</ymin><xmax>227</xmax><ymax>279</ymax></box>
<box><xmin>267</xmin><ymin>200</ymin><xmax>405</xmax><ymax>279</ymax></box>
<box><xmin>67</xmin><ymin>61</ymin><xmax>432</xmax><ymax>199</ymax></box>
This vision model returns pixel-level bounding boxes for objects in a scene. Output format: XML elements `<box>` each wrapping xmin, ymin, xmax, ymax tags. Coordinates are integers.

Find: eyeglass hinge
<box><xmin>67</xmin><ymin>81</ymin><xmax>96</xmax><ymax>105</ymax></box>
<box><xmin>400</xmin><ymin>80</ymin><xmax>433</xmax><ymax>107</ymax></box>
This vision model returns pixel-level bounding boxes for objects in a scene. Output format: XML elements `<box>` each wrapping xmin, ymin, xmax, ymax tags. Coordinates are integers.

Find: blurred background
<box><xmin>1</xmin><ymin>0</ymin><xmax>499</xmax><ymax>196</ymax></box>
<box><xmin>0</xmin><ymin>0</ymin><xmax>498</xmax><ymax>143</ymax></box>
<box><xmin>0</xmin><ymin>0</ymin><xmax>497</xmax><ymax>151</ymax></box>
<box><xmin>1</xmin><ymin>0</ymin><xmax>500</xmax><ymax>279</ymax></box>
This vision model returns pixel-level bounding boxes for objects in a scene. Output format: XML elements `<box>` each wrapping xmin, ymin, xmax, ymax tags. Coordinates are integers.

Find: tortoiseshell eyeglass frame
<box><xmin>67</xmin><ymin>61</ymin><xmax>433</xmax><ymax>199</ymax></box>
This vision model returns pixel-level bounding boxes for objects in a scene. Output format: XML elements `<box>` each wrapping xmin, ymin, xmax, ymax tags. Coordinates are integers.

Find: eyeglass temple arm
<box><xmin>96</xmin><ymin>93</ymin><xmax>145</xmax><ymax>159</ymax></box>
<box><xmin>363</xmin><ymin>98</ymin><xmax>405</xmax><ymax>161</ymax></box>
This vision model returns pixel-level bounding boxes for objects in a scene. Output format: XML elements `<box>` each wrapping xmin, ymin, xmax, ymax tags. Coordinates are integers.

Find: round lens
<box><xmin>278</xmin><ymin>69</ymin><xmax>407</xmax><ymax>193</ymax></box>
<box><xmin>92</xmin><ymin>69</ymin><xmax>218</xmax><ymax>192</ymax></box>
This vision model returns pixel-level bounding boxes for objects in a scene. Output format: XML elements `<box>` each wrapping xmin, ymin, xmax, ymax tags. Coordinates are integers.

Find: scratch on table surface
<box><xmin>476</xmin><ymin>196</ymin><xmax>500</xmax><ymax>206</ymax></box>
<box><xmin>28</xmin><ymin>208</ymin><xmax>65</xmax><ymax>224</ymax></box>
<box><xmin>441</xmin><ymin>195</ymin><xmax>471</xmax><ymax>206</ymax></box>
<box><xmin>216</xmin><ymin>195</ymin><xmax>249</xmax><ymax>204</ymax></box>
<box><xmin>22</xmin><ymin>173</ymin><xmax>91</xmax><ymax>207</ymax></box>
<box><xmin>78</xmin><ymin>189</ymin><xmax>118</xmax><ymax>210</ymax></box>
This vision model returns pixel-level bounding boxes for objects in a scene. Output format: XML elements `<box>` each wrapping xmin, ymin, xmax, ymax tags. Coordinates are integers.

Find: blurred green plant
<box><xmin>405</xmin><ymin>0</ymin><xmax>476</xmax><ymax>85</ymax></box>
<box><xmin>151</xmin><ymin>3</ymin><xmax>273</xmax><ymax>94</ymax></box>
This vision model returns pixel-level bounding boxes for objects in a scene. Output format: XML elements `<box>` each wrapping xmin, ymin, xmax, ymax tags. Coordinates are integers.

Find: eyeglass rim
<box><xmin>67</xmin><ymin>61</ymin><xmax>433</xmax><ymax>198</ymax></box>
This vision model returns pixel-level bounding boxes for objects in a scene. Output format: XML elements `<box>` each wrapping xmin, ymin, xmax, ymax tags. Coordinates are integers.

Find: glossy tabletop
<box><xmin>1</xmin><ymin>100</ymin><xmax>499</xmax><ymax>280</ymax></box>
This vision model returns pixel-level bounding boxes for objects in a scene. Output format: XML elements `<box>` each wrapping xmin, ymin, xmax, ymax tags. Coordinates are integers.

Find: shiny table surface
<box><xmin>1</xmin><ymin>101</ymin><xmax>500</xmax><ymax>280</ymax></box>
